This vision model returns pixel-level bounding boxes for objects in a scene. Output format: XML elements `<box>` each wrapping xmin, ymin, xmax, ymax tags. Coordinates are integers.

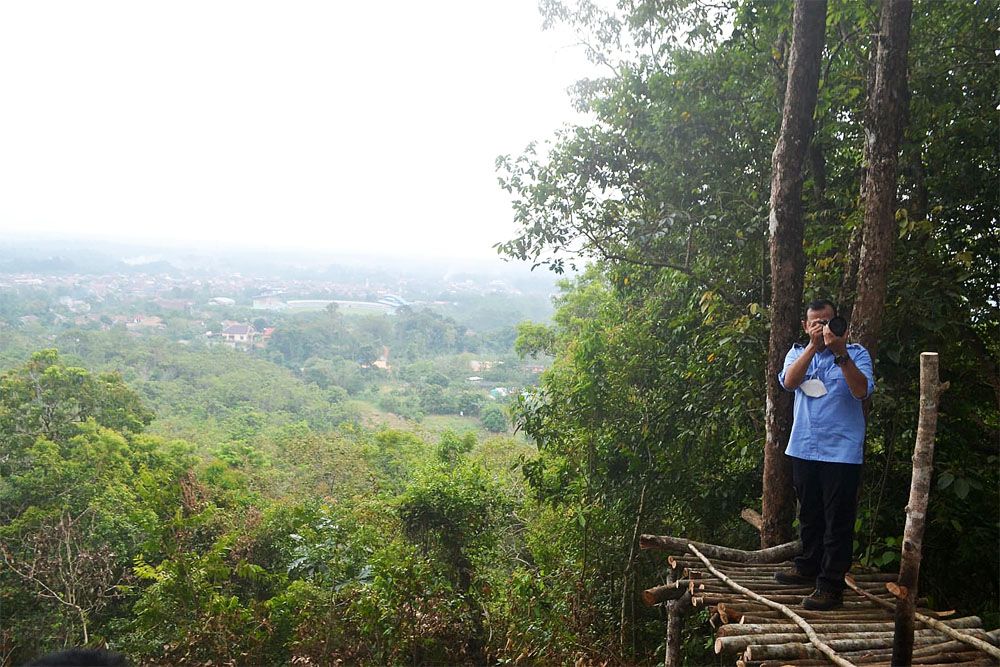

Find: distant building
<box><xmin>377</xmin><ymin>294</ymin><xmax>410</xmax><ymax>308</ymax></box>
<box><xmin>209</xmin><ymin>297</ymin><xmax>236</xmax><ymax>306</ymax></box>
<box><xmin>221</xmin><ymin>324</ymin><xmax>257</xmax><ymax>347</ymax></box>
<box><xmin>126</xmin><ymin>315</ymin><xmax>165</xmax><ymax>331</ymax></box>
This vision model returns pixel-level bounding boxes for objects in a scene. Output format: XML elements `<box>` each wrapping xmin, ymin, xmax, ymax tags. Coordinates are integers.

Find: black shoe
<box><xmin>773</xmin><ymin>568</ymin><xmax>814</xmax><ymax>586</ymax></box>
<box><xmin>802</xmin><ymin>588</ymin><xmax>843</xmax><ymax>611</ymax></box>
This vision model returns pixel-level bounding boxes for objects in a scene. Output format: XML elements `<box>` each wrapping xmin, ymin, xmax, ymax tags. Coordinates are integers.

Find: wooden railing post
<box><xmin>892</xmin><ymin>352</ymin><xmax>948</xmax><ymax>665</ymax></box>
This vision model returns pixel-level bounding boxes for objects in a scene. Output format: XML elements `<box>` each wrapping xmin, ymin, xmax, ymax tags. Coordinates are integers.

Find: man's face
<box><xmin>803</xmin><ymin>305</ymin><xmax>835</xmax><ymax>334</ymax></box>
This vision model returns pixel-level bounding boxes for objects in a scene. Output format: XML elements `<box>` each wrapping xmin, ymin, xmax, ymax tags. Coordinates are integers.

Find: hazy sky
<box><xmin>0</xmin><ymin>1</ymin><xmax>602</xmax><ymax>259</ymax></box>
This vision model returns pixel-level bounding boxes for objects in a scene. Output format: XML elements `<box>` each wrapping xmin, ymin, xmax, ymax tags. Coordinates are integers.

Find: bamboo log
<box><xmin>690</xmin><ymin>581</ymin><xmax>889</xmax><ymax>595</ymax></box>
<box><xmin>845</xmin><ymin>576</ymin><xmax>1000</xmax><ymax>660</ymax></box>
<box><xmin>894</xmin><ymin>352</ymin><xmax>949</xmax><ymax>665</ymax></box>
<box><xmin>642</xmin><ymin>582</ymin><xmax>688</xmax><ymax>605</ymax></box>
<box><xmin>640</xmin><ymin>534</ymin><xmax>802</xmax><ymax>563</ymax></box>
<box><xmin>742</xmin><ymin>508</ymin><xmax>764</xmax><ymax>531</ymax></box>
<box><xmin>717</xmin><ymin>616</ymin><xmax>982</xmax><ymax>638</ymax></box>
<box><xmin>719</xmin><ymin>628</ymin><xmax>970</xmax><ymax>655</ymax></box>
<box><xmin>752</xmin><ymin>656</ymin><xmax>994</xmax><ymax>667</ymax></box>
<box><xmin>669</xmin><ymin>555</ymin><xmax>798</xmax><ymax>569</ymax></box>
<box><xmin>721</xmin><ymin>598</ymin><xmax>936</xmax><ymax>614</ymax></box>
<box><xmin>834</xmin><ymin>629</ymin><xmax>999</xmax><ymax>661</ymax></box>
<box><xmin>684</xmin><ymin>575</ymin><xmax>892</xmax><ymax>587</ymax></box>
<box><xmin>734</xmin><ymin>610</ymin><xmax>898</xmax><ymax>623</ymax></box>
<box><xmin>744</xmin><ymin>632</ymin><xmax>968</xmax><ymax>661</ymax></box>
<box><xmin>695</xmin><ymin>593</ymin><xmax>906</xmax><ymax>607</ymax></box>
<box><xmin>687</xmin><ymin>544</ymin><xmax>856</xmax><ymax>667</ymax></box>
<box><xmin>680</xmin><ymin>564</ymin><xmax>898</xmax><ymax>581</ymax></box>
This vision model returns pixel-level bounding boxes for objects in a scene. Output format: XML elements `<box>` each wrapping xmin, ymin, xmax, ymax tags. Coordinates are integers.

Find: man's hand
<box><xmin>806</xmin><ymin>320</ymin><xmax>826</xmax><ymax>349</ymax></box>
<box><xmin>824</xmin><ymin>325</ymin><xmax>848</xmax><ymax>356</ymax></box>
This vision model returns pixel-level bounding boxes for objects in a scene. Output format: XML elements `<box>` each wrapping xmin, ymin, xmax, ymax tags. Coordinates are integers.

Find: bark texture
<box><xmin>893</xmin><ymin>352</ymin><xmax>949</xmax><ymax>664</ymax></box>
<box><xmin>762</xmin><ymin>0</ymin><xmax>827</xmax><ymax>548</ymax></box>
<box><xmin>848</xmin><ymin>0</ymin><xmax>913</xmax><ymax>358</ymax></box>
<box><xmin>639</xmin><ymin>534</ymin><xmax>801</xmax><ymax>563</ymax></box>
<box><xmin>664</xmin><ymin>590</ymin><xmax>693</xmax><ymax>667</ymax></box>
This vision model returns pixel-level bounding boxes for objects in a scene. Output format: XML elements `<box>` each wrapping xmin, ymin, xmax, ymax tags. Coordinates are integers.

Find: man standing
<box><xmin>774</xmin><ymin>298</ymin><xmax>875</xmax><ymax>610</ymax></box>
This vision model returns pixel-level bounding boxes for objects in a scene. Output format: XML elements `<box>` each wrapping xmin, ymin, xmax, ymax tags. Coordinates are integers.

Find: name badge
<box><xmin>800</xmin><ymin>378</ymin><xmax>828</xmax><ymax>398</ymax></box>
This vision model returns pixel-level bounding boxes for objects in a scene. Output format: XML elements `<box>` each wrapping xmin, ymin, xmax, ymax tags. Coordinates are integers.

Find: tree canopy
<box><xmin>499</xmin><ymin>0</ymin><xmax>998</xmax><ymax>650</ymax></box>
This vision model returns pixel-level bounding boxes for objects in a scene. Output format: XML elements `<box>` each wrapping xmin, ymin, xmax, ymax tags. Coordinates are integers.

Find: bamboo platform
<box><xmin>640</xmin><ymin>537</ymin><xmax>1000</xmax><ymax>666</ymax></box>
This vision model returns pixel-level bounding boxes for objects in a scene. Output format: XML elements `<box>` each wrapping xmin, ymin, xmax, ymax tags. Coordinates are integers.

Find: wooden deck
<box><xmin>643</xmin><ymin>545</ymin><xmax>1000</xmax><ymax>666</ymax></box>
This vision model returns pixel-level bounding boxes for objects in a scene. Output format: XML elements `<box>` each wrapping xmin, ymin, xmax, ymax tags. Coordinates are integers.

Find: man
<box><xmin>774</xmin><ymin>298</ymin><xmax>874</xmax><ymax>610</ymax></box>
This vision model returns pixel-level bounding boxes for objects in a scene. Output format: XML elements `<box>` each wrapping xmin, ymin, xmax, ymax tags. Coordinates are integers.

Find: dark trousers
<box><xmin>789</xmin><ymin>456</ymin><xmax>861</xmax><ymax>593</ymax></box>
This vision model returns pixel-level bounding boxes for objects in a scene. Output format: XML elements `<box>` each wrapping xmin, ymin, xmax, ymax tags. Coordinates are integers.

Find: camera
<box><xmin>822</xmin><ymin>316</ymin><xmax>848</xmax><ymax>337</ymax></box>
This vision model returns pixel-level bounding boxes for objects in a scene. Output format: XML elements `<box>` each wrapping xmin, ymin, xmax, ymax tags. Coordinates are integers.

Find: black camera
<box><xmin>823</xmin><ymin>316</ymin><xmax>848</xmax><ymax>337</ymax></box>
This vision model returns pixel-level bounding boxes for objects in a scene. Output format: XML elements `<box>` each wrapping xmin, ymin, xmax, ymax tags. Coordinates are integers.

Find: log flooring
<box><xmin>652</xmin><ymin>554</ymin><xmax>1000</xmax><ymax>666</ymax></box>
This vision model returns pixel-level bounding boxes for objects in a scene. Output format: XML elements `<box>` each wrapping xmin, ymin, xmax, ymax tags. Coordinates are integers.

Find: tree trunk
<box><xmin>639</xmin><ymin>534</ymin><xmax>801</xmax><ymax>563</ymax></box>
<box><xmin>893</xmin><ymin>352</ymin><xmax>947</xmax><ymax>665</ymax></box>
<box><xmin>664</xmin><ymin>590</ymin><xmax>693</xmax><ymax>667</ymax></box>
<box><xmin>762</xmin><ymin>0</ymin><xmax>827</xmax><ymax>548</ymax></box>
<box><xmin>847</xmin><ymin>0</ymin><xmax>913</xmax><ymax>358</ymax></box>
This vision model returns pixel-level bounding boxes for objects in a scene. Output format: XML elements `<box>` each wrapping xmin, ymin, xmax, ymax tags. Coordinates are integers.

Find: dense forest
<box><xmin>2</xmin><ymin>0</ymin><xmax>998</xmax><ymax>665</ymax></box>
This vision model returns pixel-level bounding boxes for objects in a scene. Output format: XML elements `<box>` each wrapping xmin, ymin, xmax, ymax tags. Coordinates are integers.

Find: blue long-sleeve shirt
<box><xmin>778</xmin><ymin>343</ymin><xmax>875</xmax><ymax>464</ymax></box>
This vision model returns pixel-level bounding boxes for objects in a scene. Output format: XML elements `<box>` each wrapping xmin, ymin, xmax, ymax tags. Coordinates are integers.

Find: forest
<box><xmin>2</xmin><ymin>0</ymin><xmax>998</xmax><ymax>665</ymax></box>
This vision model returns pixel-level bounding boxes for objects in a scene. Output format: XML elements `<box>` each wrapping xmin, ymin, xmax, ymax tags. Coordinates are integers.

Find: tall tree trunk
<box><xmin>847</xmin><ymin>0</ymin><xmax>913</xmax><ymax>358</ymax></box>
<box><xmin>762</xmin><ymin>0</ymin><xmax>827</xmax><ymax>548</ymax></box>
<box><xmin>893</xmin><ymin>352</ymin><xmax>947</xmax><ymax>665</ymax></box>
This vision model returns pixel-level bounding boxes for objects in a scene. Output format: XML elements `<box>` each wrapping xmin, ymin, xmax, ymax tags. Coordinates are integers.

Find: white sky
<box><xmin>0</xmin><ymin>1</ymin><xmax>602</xmax><ymax>260</ymax></box>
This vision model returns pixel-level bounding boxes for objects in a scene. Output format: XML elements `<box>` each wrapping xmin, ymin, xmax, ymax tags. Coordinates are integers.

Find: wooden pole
<box><xmin>893</xmin><ymin>351</ymin><xmax>949</xmax><ymax>665</ymax></box>
<box><xmin>640</xmin><ymin>534</ymin><xmax>801</xmax><ymax>563</ymax></box>
<box><xmin>664</xmin><ymin>590</ymin><xmax>693</xmax><ymax>667</ymax></box>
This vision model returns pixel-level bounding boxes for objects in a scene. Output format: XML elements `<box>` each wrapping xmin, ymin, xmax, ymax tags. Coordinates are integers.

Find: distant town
<box><xmin>0</xmin><ymin>261</ymin><xmax>544</xmax><ymax>345</ymax></box>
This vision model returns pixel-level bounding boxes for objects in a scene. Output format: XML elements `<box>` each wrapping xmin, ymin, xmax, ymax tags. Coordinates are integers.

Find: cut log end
<box><xmin>887</xmin><ymin>581</ymin><xmax>909</xmax><ymax>599</ymax></box>
<box><xmin>741</xmin><ymin>508</ymin><xmax>764</xmax><ymax>531</ymax></box>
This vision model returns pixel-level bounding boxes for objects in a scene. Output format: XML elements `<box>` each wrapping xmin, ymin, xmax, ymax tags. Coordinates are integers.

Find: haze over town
<box><xmin>0</xmin><ymin>1</ymin><xmax>601</xmax><ymax>259</ymax></box>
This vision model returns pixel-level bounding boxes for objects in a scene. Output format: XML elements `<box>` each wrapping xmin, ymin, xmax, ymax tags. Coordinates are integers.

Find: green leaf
<box><xmin>937</xmin><ymin>471</ymin><xmax>954</xmax><ymax>490</ymax></box>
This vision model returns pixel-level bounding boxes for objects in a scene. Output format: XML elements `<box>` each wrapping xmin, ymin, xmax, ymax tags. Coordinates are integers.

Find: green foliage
<box><xmin>0</xmin><ymin>353</ymin><xmax>194</xmax><ymax>662</ymax></box>
<box><xmin>480</xmin><ymin>402</ymin><xmax>509</xmax><ymax>433</ymax></box>
<box><xmin>435</xmin><ymin>429</ymin><xmax>477</xmax><ymax>462</ymax></box>
<box><xmin>1</xmin><ymin>1</ymin><xmax>995</xmax><ymax>663</ymax></box>
<box><xmin>515</xmin><ymin>321</ymin><xmax>557</xmax><ymax>358</ymax></box>
<box><xmin>495</xmin><ymin>0</ymin><xmax>997</xmax><ymax>657</ymax></box>
<box><xmin>0</xmin><ymin>349</ymin><xmax>153</xmax><ymax>468</ymax></box>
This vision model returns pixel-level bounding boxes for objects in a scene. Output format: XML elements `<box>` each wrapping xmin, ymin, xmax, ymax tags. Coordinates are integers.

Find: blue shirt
<box><xmin>779</xmin><ymin>343</ymin><xmax>875</xmax><ymax>464</ymax></box>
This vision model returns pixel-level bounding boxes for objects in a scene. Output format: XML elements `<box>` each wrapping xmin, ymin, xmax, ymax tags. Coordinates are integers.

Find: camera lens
<box><xmin>828</xmin><ymin>316</ymin><xmax>848</xmax><ymax>337</ymax></box>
